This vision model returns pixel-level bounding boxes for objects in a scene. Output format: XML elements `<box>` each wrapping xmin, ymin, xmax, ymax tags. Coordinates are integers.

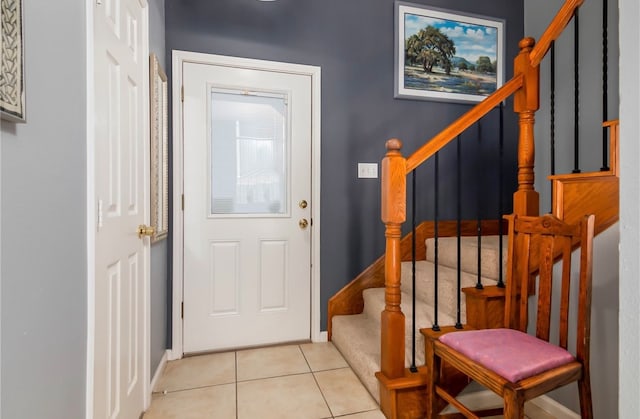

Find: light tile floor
<box><xmin>144</xmin><ymin>342</ymin><xmax>558</xmax><ymax>419</ymax></box>
<box><xmin>145</xmin><ymin>342</ymin><xmax>382</xmax><ymax>419</ymax></box>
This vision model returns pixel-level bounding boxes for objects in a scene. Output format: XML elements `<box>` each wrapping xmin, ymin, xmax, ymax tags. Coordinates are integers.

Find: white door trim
<box><xmin>171</xmin><ymin>50</ymin><xmax>322</xmax><ymax>359</ymax></box>
<box><xmin>85</xmin><ymin>1</ymin><xmax>96</xmax><ymax>416</ymax></box>
<box><xmin>86</xmin><ymin>1</ymin><xmax>151</xmax><ymax>416</ymax></box>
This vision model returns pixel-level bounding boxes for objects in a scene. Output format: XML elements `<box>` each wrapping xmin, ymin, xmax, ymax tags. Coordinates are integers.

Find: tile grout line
<box><xmin>333</xmin><ymin>408</ymin><xmax>382</xmax><ymax>418</ymax></box>
<box><xmin>299</xmin><ymin>344</ymin><xmax>337</xmax><ymax>418</ymax></box>
<box><xmin>234</xmin><ymin>365</ymin><xmax>351</xmax><ymax>384</ymax></box>
<box><xmin>152</xmin><ymin>381</ymin><xmax>235</xmax><ymax>396</ymax></box>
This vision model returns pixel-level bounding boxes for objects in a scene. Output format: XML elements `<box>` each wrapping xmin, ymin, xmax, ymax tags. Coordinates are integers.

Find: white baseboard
<box><xmin>314</xmin><ymin>331</ymin><xmax>328</xmax><ymax>342</ymax></box>
<box><xmin>167</xmin><ymin>348</ymin><xmax>182</xmax><ymax>361</ymax></box>
<box><xmin>446</xmin><ymin>390</ymin><xmax>579</xmax><ymax>419</ymax></box>
<box><xmin>532</xmin><ymin>395</ymin><xmax>580</xmax><ymax>419</ymax></box>
<box><xmin>150</xmin><ymin>350</ymin><xmax>169</xmax><ymax>394</ymax></box>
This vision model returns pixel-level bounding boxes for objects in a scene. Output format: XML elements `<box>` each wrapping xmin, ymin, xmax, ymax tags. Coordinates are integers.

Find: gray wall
<box><xmin>525</xmin><ymin>0</ymin><xmax>620</xmax><ymax>211</ymax></box>
<box><xmin>527</xmin><ymin>225</ymin><xmax>619</xmax><ymax>416</ymax></box>
<box><xmin>149</xmin><ymin>0</ymin><xmax>169</xmax><ymax>377</ymax></box>
<box><xmin>0</xmin><ymin>0</ymin><xmax>87</xmax><ymax>418</ymax></box>
<box><xmin>165</xmin><ymin>0</ymin><xmax>525</xmax><ymax>330</ymax></box>
<box><xmin>524</xmin><ymin>0</ymin><xmax>619</xmax><ymax>414</ymax></box>
<box><xmin>618</xmin><ymin>0</ymin><xmax>640</xmax><ymax>415</ymax></box>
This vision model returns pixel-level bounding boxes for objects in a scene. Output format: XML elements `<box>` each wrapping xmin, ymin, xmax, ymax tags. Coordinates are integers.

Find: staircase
<box><xmin>332</xmin><ymin>236</ymin><xmax>507</xmax><ymax>401</ymax></box>
<box><xmin>329</xmin><ymin>118</ymin><xmax>618</xmax><ymax>417</ymax></box>
<box><xmin>327</xmin><ymin>1</ymin><xmax>619</xmax><ymax>418</ymax></box>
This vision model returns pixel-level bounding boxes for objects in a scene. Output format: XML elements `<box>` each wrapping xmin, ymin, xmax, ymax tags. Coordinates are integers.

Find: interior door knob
<box><xmin>137</xmin><ymin>224</ymin><xmax>155</xmax><ymax>239</ymax></box>
<box><xmin>299</xmin><ymin>219</ymin><xmax>309</xmax><ymax>229</ymax></box>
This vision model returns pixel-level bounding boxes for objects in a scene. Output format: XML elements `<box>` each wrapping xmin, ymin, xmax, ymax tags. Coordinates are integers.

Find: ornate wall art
<box><xmin>1</xmin><ymin>0</ymin><xmax>25</xmax><ymax>121</ymax></box>
<box><xmin>150</xmin><ymin>53</ymin><xmax>169</xmax><ymax>242</ymax></box>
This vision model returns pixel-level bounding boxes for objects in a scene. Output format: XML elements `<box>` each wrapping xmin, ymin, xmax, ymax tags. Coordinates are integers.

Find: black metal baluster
<box><xmin>410</xmin><ymin>170</ymin><xmax>417</xmax><ymax>373</ymax></box>
<box><xmin>573</xmin><ymin>10</ymin><xmax>581</xmax><ymax>174</ymax></box>
<box><xmin>432</xmin><ymin>153</ymin><xmax>440</xmax><ymax>332</ymax></box>
<box><xmin>456</xmin><ymin>135</ymin><xmax>463</xmax><ymax>329</ymax></box>
<box><xmin>601</xmin><ymin>0</ymin><xmax>610</xmax><ymax>171</ymax></box>
<box><xmin>498</xmin><ymin>104</ymin><xmax>505</xmax><ymax>288</ymax></box>
<box><xmin>476</xmin><ymin>122</ymin><xmax>483</xmax><ymax>290</ymax></box>
<box><xmin>551</xmin><ymin>41</ymin><xmax>556</xmax><ymax>172</ymax></box>
<box><xmin>550</xmin><ymin>41</ymin><xmax>557</xmax><ymax>211</ymax></box>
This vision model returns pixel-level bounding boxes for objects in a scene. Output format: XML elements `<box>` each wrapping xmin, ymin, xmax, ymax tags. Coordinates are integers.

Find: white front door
<box><xmin>93</xmin><ymin>0</ymin><xmax>149</xmax><ymax>417</ymax></box>
<box><xmin>182</xmin><ymin>60</ymin><xmax>313</xmax><ymax>353</ymax></box>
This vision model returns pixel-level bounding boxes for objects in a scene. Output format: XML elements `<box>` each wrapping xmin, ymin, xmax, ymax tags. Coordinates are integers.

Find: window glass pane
<box><xmin>210</xmin><ymin>89</ymin><xmax>288</xmax><ymax>215</ymax></box>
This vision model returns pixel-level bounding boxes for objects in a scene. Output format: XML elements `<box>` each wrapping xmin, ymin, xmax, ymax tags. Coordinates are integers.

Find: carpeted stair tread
<box><xmin>400</xmin><ymin>260</ymin><xmax>498</xmax><ymax>313</ymax></box>
<box><xmin>425</xmin><ymin>235</ymin><xmax>507</xmax><ymax>282</ymax></box>
<box><xmin>331</xmin><ymin>313</ymin><xmax>381</xmax><ymax>401</ymax></box>
<box><xmin>333</xmin><ymin>290</ymin><xmax>459</xmax><ymax>402</ymax></box>
<box><xmin>362</xmin><ymin>287</ymin><xmax>458</xmax><ymax>330</ymax></box>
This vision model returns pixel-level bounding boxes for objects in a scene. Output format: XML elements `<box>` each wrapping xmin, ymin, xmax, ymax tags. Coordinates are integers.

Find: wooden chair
<box><xmin>425</xmin><ymin>213</ymin><xmax>595</xmax><ymax>418</ymax></box>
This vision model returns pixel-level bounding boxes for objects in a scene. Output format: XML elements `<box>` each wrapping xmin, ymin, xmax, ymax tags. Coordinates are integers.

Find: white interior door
<box><xmin>93</xmin><ymin>0</ymin><xmax>149</xmax><ymax>417</ymax></box>
<box><xmin>182</xmin><ymin>60</ymin><xmax>312</xmax><ymax>353</ymax></box>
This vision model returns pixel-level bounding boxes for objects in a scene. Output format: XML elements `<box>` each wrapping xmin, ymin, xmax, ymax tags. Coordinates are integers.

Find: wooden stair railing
<box><xmin>378</xmin><ymin>1</ymin><xmax>586</xmax><ymax>417</ymax></box>
<box><xmin>327</xmin><ymin>219</ymin><xmax>505</xmax><ymax>340</ymax></box>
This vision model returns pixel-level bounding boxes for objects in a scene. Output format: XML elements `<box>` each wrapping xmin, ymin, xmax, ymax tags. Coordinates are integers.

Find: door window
<box><xmin>209</xmin><ymin>88</ymin><xmax>289</xmax><ymax>216</ymax></box>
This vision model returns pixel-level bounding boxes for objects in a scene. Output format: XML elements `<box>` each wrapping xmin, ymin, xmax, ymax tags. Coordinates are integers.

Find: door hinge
<box><xmin>181</xmin><ymin>302</ymin><xmax>184</xmax><ymax>318</ymax></box>
<box><xmin>181</xmin><ymin>194</ymin><xmax>185</xmax><ymax>210</ymax></box>
<box><xmin>181</xmin><ymin>86</ymin><xmax>184</xmax><ymax>102</ymax></box>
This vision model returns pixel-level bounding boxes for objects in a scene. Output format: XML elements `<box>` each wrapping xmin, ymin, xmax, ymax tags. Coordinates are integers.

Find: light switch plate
<box><xmin>358</xmin><ymin>163</ymin><xmax>378</xmax><ymax>179</ymax></box>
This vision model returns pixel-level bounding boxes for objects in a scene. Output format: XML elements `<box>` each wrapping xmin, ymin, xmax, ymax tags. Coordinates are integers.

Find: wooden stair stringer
<box><xmin>549</xmin><ymin>120</ymin><xmax>620</xmax><ymax>234</ymax></box>
<box><xmin>550</xmin><ymin>172</ymin><xmax>619</xmax><ymax>234</ymax></box>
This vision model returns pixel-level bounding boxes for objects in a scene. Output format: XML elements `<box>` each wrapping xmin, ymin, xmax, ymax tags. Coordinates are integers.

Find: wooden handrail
<box><xmin>529</xmin><ymin>0</ymin><xmax>584</xmax><ymax>67</ymax></box>
<box><xmin>406</xmin><ymin>75</ymin><xmax>523</xmax><ymax>172</ymax></box>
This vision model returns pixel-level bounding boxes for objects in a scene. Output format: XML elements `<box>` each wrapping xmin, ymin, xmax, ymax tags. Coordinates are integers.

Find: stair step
<box><xmin>400</xmin><ymin>260</ymin><xmax>498</xmax><ymax>314</ymax></box>
<box><xmin>425</xmin><ymin>235</ymin><xmax>507</xmax><ymax>282</ymax></box>
<box><xmin>334</xmin><ymin>288</ymin><xmax>458</xmax><ymax>402</ymax></box>
<box><xmin>362</xmin><ymin>288</ymin><xmax>458</xmax><ymax>332</ymax></box>
<box><xmin>331</xmin><ymin>314</ymin><xmax>381</xmax><ymax>401</ymax></box>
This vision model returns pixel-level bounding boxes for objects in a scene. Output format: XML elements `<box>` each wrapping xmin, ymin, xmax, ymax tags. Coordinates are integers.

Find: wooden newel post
<box><xmin>380</xmin><ymin>138</ymin><xmax>407</xmax><ymax>380</ymax></box>
<box><xmin>513</xmin><ymin>37</ymin><xmax>540</xmax><ymax>216</ymax></box>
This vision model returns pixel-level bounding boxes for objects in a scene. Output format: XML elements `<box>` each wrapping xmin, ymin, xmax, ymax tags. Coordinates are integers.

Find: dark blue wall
<box><xmin>166</xmin><ymin>0</ymin><xmax>524</xmax><ymax>330</ymax></box>
<box><xmin>150</xmin><ymin>0</ymin><xmax>169</xmax><ymax>376</ymax></box>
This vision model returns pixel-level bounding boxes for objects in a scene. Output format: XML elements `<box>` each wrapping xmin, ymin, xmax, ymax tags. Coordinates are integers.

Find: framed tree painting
<box><xmin>395</xmin><ymin>1</ymin><xmax>505</xmax><ymax>103</ymax></box>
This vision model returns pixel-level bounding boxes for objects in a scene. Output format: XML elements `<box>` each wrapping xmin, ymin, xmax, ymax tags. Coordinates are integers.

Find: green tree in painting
<box><xmin>476</xmin><ymin>56</ymin><xmax>494</xmax><ymax>73</ymax></box>
<box><xmin>405</xmin><ymin>26</ymin><xmax>456</xmax><ymax>75</ymax></box>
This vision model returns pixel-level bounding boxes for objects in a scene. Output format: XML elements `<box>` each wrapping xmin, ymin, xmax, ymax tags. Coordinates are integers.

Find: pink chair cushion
<box><xmin>439</xmin><ymin>328</ymin><xmax>575</xmax><ymax>383</ymax></box>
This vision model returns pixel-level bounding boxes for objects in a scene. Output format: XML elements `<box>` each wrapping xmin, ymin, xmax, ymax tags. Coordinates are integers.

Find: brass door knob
<box><xmin>299</xmin><ymin>219</ymin><xmax>309</xmax><ymax>229</ymax></box>
<box><xmin>137</xmin><ymin>224</ymin><xmax>155</xmax><ymax>238</ymax></box>
<box><xmin>299</xmin><ymin>200</ymin><xmax>308</xmax><ymax>209</ymax></box>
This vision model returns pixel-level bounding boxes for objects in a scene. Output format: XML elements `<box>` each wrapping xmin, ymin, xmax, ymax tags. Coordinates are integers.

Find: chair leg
<box><xmin>425</xmin><ymin>338</ymin><xmax>440</xmax><ymax>418</ymax></box>
<box><xmin>578</xmin><ymin>370</ymin><xmax>594</xmax><ymax>419</ymax></box>
<box><xmin>503</xmin><ymin>388</ymin><xmax>525</xmax><ymax>419</ymax></box>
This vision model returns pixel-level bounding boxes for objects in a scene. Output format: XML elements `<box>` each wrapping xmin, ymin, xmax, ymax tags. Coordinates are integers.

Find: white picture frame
<box><xmin>395</xmin><ymin>1</ymin><xmax>505</xmax><ymax>104</ymax></box>
<box><xmin>150</xmin><ymin>53</ymin><xmax>169</xmax><ymax>242</ymax></box>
